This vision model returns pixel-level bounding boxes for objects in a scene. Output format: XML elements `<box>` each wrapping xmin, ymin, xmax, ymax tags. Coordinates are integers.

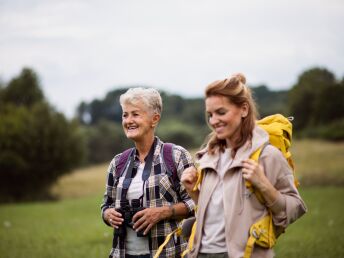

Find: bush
<box><xmin>81</xmin><ymin>120</ymin><xmax>131</xmax><ymax>164</ymax></box>
<box><xmin>0</xmin><ymin>103</ymin><xmax>85</xmax><ymax>202</ymax></box>
<box><xmin>299</xmin><ymin>119</ymin><xmax>344</xmax><ymax>141</ymax></box>
<box><xmin>157</xmin><ymin>120</ymin><xmax>209</xmax><ymax>149</ymax></box>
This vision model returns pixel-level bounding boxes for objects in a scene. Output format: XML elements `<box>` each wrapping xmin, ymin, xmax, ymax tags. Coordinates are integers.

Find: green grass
<box><xmin>292</xmin><ymin>139</ymin><xmax>344</xmax><ymax>186</ymax></box>
<box><xmin>1</xmin><ymin>187</ymin><xmax>344</xmax><ymax>258</ymax></box>
<box><xmin>0</xmin><ymin>195</ymin><xmax>112</xmax><ymax>258</ymax></box>
<box><xmin>1</xmin><ymin>139</ymin><xmax>344</xmax><ymax>257</ymax></box>
<box><xmin>274</xmin><ymin>187</ymin><xmax>344</xmax><ymax>258</ymax></box>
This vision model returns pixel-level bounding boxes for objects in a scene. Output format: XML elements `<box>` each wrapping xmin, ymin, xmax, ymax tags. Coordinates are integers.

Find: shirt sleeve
<box><xmin>261</xmin><ymin>145</ymin><xmax>307</xmax><ymax>230</ymax></box>
<box><xmin>100</xmin><ymin>155</ymin><xmax>119</xmax><ymax>226</ymax></box>
<box><xmin>172</xmin><ymin>145</ymin><xmax>195</xmax><ymax>213</ymax></box>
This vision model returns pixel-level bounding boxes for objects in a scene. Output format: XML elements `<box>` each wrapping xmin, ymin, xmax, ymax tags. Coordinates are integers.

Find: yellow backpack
<box><xmin>244</xmin><ymin>114</ymin><xmax>297</xmax><ymax>258</ymax></box>
<box><xmin>154</xmin><ymin>114</ymin><xmax>297</xmax><ymax>258</ymax></box>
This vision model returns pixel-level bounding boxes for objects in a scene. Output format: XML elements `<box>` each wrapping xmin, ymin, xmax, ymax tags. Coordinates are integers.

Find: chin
<box><xmin>126</xmin><ymin>133</ymin><xmax>138</xmax><ymax>140</ymax></box>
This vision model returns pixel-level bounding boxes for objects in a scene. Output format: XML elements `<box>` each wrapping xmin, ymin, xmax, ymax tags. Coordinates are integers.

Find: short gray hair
<box><xmin>119</xmin><ymin>87</ymin><xmax>162</xmax><ymax>115</ymax></box>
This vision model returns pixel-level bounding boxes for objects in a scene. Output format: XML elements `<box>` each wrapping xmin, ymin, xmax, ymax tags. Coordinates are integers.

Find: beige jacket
<box><xmin>189</xmin><ymin>126</ymin><xmax>307</xmax><ymax>258</ymax></box>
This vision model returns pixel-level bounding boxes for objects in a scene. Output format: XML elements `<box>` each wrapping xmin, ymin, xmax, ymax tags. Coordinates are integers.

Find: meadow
<box><xmin>1</xmin><ymin>139</ymin><xmax>344</xmax><ymax>258</ymax></box>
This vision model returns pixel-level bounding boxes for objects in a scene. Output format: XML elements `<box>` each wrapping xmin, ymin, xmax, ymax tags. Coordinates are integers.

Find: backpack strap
<box><xmin>246</xmin><ymin>143</ymin><xmax>269</xmax><ymax>204</ymax></box>
<box><xmin>162</xmin><ymin>143</ymin><xmax>178</xmax><ymax>183</ymax></box>
<box><xmin>115</xmin><ymin>148</ymin><xmax>134</xmax><ymax>178</ymax></box>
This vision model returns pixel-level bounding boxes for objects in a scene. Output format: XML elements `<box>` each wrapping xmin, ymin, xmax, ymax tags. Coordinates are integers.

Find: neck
<box><xmin>135</xmin><ymin>134</ymin><xmax>155</xmax><ymax>162</ymax></box>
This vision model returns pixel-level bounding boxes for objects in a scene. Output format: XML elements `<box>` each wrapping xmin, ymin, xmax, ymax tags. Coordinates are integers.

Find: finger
<box><xmin>243</xmin><ymin>159</ymin><xmax>257</xmax><ymax>165</ymax></box>
<box><xmin>143</xmin><ymin>223</ymin><xmax>154</xmax><ymax>235</ymax></box>
<box><xmin>109</xmin><ymin>209</ymin><xmax>122</xmax><ymax>217</ymax></box>
<box><xmin>135</xmin><ymin>220</ymin><xmax>150</xmax><ymax>233</ymax></box>
<box><xmin>132</xmin><ymin>210</ymin><xmax>145</xmax><ymax>222</ymax></box>
<box><xmin>109</xmin><ymin>218</ymin><xmax>119</xmax><ymax>228</ymax></box>
<box><xmin>242</xmin><ymin>161</ymin><xmax>256</xmax><ymax>170</ymax></box>
<box><xmin>111</xmin><ymin>216</ymin><xmax>124</xmax><ymax>224</ymax></box>
<box><xmin>133</xmin><ymin>214</ymin><xmax>146</xmax><ymax>229</ymax></box>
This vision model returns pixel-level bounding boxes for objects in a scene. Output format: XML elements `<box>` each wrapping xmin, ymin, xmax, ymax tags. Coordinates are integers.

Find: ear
<box><xmin>151</xmin><ymin>113</ymin><xmax>161</xmax><ymax>128</ymax></box>
<box><xmin>241</xmin><ymin>102</ymin><xmax>249</xmax><ymax>118</ymax></box>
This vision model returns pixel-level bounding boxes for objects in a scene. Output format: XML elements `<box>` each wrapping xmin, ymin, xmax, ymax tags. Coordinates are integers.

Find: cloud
<box><xmin>0</xmin><ymin>0</ymin><xmax>343</xmax><ymax>117</ymax></box>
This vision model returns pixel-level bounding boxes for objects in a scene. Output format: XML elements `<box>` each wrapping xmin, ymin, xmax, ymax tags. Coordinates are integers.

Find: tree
<box><xmin>1</xmin><ymin>68</ymin><xmax>44</xmax><ymax>107</ymax></box>
<box><xmin>288</xmin><ymin>67</ymin><xmax>337</xmax><ymax>129</ymax></box>
<box><xmin>82</xmin><ymin>120</ymin><xmax>131</xmax><ymax>164</ymax></box>
<box><xmin>0</xmin><ymin>68</ymin><xmax>85</xmax><ymax>202</ymax></box>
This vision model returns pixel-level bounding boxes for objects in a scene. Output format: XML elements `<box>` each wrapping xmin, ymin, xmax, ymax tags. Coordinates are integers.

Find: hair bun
<box><xmin>231</xmin><ymin>73</ymin><xmax>246</xmax><ymax>84</ymax></box>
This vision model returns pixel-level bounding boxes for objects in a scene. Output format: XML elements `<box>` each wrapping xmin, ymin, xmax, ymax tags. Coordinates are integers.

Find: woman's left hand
<box><xmin>241</xmin><ymin>159</ymin><xmax>267</xmax><ymax>189</ymax></box>
<box><xmin>132</xmin><ymin>207</ymin><xmax>167</xmax><ymax>235</ymax></box>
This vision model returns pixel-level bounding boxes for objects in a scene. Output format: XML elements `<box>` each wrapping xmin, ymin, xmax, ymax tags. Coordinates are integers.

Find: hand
<box><xmin>181</xmin><ymin>166</ymin><xmax>198</xmax><ymax>193</ymax></box>
<box><xmin>104</xmin><ymin>208</ymin><xmax>124</xmax><ymax>229</ymax></box>
<box><xmin>132</xmin><ymin>207</ymin><xmax>166</xmax><ymax>235</ymax></box>
<box><xmin>241</xmin><ymin>159</ymin><xmax>267</xmax><ymax>189</ymax></box>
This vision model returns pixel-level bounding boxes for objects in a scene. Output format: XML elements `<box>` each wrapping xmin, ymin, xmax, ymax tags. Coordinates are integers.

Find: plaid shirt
<box><xmin>101</xmin><ymin>137</ymin><xmax>195</xmax><ymax>258</ymax></box>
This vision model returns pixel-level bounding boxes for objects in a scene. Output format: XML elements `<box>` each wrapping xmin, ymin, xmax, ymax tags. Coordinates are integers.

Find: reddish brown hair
<box><xmin>204</xmin><ymin>73</ymin><xmax>258</xmax><ymax>157</ymax></box>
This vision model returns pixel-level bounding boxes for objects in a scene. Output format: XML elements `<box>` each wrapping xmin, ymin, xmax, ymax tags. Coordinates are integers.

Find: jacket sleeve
<box><xmin>173</xmin><ymin>145</ymin><xmax>195</xmax><ymax>213</ymax></box>
<box><xmin>260</xmin><ymin>145</ymin><xmax>307</xmax><ymax>229</ymax></box>
<box><xmin>100</xmin><ymin>155</ymin><xmax>119</xmax><ymax>226</ymax></box>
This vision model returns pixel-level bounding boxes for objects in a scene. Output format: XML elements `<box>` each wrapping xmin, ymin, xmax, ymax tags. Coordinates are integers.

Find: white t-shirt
<box><xmin>125</xmin><ymin>162</ymin><xmax>150</xmax><ymax>255</ymax></box>
<box><xmin>200</xmin><ymin>148</ymin><xmax>233</xmax><ymax>253</ymax></box>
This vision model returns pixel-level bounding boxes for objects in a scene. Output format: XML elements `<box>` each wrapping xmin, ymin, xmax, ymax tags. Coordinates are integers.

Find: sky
<box><xmin>1</xmin><ymin>0</ymin><xmax>343</xmax><ymax>117</ymax></box>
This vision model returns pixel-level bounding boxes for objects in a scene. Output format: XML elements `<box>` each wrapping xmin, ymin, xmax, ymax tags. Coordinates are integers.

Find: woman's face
<box><xmin>121</xmin><ymin>101</ymin><xmax>160</xmax><ymax>142</ymax></box>
<box><xmin>205</xmin><ymin>95</ymin><xmax>248</xmax><ymax>147</ymax></box>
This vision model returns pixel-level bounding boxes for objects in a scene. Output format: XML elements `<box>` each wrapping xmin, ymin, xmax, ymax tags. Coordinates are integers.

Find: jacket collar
<box><xmin>197</xmin><ymin>126</ymin><xmax>269</xmax><ymax>171</ymax></box>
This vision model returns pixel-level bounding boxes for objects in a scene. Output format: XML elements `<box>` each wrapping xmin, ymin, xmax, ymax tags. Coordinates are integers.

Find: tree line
<box><xmin>0</xmin><ymin>67</ymin><xmax>343</xmax><ymax>202</ymax></box>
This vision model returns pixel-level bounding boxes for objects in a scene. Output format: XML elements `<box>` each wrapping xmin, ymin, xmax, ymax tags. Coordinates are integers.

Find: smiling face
<box><xmin>121</xmin><ymin>101</ymin><xmax>160</xmax><ymax>142</ymax></box>
<box><xmin>205</xmin><ymin>95</ymin><xmax>248</xmax><ymax>147</ymax></box>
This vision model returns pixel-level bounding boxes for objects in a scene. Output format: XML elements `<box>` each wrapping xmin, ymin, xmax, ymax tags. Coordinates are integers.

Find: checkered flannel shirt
<box><xmin>101</xmin><ymin>137</ymin><xmax>195</xmax><ymax>258</ymax></box>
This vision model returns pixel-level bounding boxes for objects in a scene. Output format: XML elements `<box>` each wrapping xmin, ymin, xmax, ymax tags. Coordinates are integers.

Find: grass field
<box><xmin>1</xmin><ymin>187</ymin><xmax>343</xmax><ymax>258</ymax></box>
<box><xmin>1</xmin><ymin>139</ymin><xmax>344</xmax><ymax>258</ymax></box>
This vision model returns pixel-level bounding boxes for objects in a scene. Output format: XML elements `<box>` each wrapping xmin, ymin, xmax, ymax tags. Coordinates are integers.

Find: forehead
<box><xmin>121</xmin><ymin>101</ymin><xmax>148</xmax><ymax>113</ymax></box>
<box><xmin>205</xmin><ymin>95</ymin><xmax>233</xmax><ymax>111</ymax></box>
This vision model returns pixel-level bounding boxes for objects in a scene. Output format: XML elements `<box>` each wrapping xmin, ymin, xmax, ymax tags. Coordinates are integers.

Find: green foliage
<box><xmin>81</xmin><ymin>120</ymin><xmax>131</xmax><ymax>164</ymax></box>
<box><xmin>251</xmin><ymin>85</ymin><xmax>288</xmax><ymax>117</ymax></box>
<box><xmin>1</xmin><ymin>68</ymin><xmax>44</xmax><ymax>107</ymax></box>
<box><xmin>288</xmin><ymin>67</ymin><xmax>344</xmax><ymax>130</ymax></box>
<box><xmin>0</xmin><ymin>68</ymin><xmax>85</xmax><ymax>202</ymax></box>
<box><xmin>76</xmin><ymin>88</ymin><xmax>127</xmax><ymax>124</ymax></box>
<box><xmin>157</xmin><ymin>120</ymin><xmax>209</xmax><ymax>149</ymax></box>
<box><xmin>298</xmin><ymin>118</ymin><xmax>344</xmax><ymax>141</ymax></box>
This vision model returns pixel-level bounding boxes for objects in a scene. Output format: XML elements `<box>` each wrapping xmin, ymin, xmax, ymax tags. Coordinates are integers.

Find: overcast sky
<box><xmin>1</xmin><ymin>0</ymin><xmax>343</xmax><ymax>117</ymax></box>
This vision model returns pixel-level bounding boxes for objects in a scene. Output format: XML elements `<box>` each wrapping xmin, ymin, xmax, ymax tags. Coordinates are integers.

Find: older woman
<box><xmin>101</xmin><ymin>88</ymin><xmax>194</xmax><ymax>258</ymax></box>
<box><xmin>181</xmin><ymin>74</ymin><xmax>306</xmax><ymax>258</ymax></box>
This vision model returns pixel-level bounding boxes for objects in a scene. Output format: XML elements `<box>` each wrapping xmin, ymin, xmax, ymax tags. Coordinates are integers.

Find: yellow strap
<box><xmin>181</xmin><ymin>221</ymin><xmax>197</xmax><ymax>258</ymax></box>
<box><xmin>250</xmin><ymin>147</ymin><xmax>262</xmax><ymax>162</ymax></box>
<box><xmin>153</xmin><ymin>228</ymin><xmax>181</xmax><ymax>258</ymax></box>
<box><xmin>192</xmin><ymin>167</ymin><xmax>204</xmax><ymax>191</ymax></box>
<box><xmin>243</xmin><ymin>235</ymin><xmax>256</xmax><ymax>258</ymax></box>
<box><xmin>181</xmin><ymin>248</ymin><xmax>189</xmax><ymax>258</ymax></box>
<box><xmin>246</xmin><ymin>147</ymin><xmax>265</xmax><ymax>204</ymax></box>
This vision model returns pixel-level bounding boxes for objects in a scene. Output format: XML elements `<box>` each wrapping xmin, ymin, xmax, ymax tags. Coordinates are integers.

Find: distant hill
<box><xmin>76</xmin><ymin>85</ymin><xmax>288</xmax><ymax>125</ymax></box>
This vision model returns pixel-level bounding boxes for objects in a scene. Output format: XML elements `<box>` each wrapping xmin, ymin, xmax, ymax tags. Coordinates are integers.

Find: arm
<box><xmin>100</xmin><ymin>156</ymin><xmax>124</xmax><ymax>228</ymax></box>
<box><xmin>132</xmin><ymin>145</ymin><xmax>195</xmax><ymax>235</ymax></box>
<box><xmin>242</xmin><ymin>146</ymin><xmax>307</xmax><ymax>228</ymax></box>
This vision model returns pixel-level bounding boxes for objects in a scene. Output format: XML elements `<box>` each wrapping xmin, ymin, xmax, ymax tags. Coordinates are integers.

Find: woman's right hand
<box><xmin>104</xmin><ymin>208</ymin><xmax>124</xmax><ymax>229</ymax></box>
<box><xmin>181</xmin><ymin>166</ymin><xmax>198</xmax><ymax>193</ymax></box>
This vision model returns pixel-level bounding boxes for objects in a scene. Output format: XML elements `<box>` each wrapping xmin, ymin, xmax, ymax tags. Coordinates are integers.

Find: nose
<box><xmin>208</xmin><ymin>114</ymin><xmax>219</xmax><ymax>127</ymax></box>
<box><xmin>122</xmin><ymin>114</ymin><xmax>132</xmax><ymax>124</ymax></box>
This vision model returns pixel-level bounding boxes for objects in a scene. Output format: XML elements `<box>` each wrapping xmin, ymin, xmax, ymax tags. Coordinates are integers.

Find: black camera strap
<box><xmin>120</xmin><ymin>138</ymin><xmax>157</xmax><ymax>202</ymax></box>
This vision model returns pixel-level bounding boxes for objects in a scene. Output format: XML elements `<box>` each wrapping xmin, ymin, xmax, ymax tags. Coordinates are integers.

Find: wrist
<box><xmin>169</xmin><ymin>204</ymin><xmax>176</xmax><ymax>219</ymax></box>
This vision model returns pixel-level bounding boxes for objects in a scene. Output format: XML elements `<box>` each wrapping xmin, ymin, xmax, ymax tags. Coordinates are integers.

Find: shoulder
<box><xmin>260</xmin><ymin>144</ymin><xmax>292</xmax><ymax>177</ymax></box>
<box><xmin>165</xmin><ymin>143</ymin><xmax>193</xmax><ymax>167</ymax></box>
<box><xmin>107</xmin><ymin>149</ymin><xmax>132</xmax><ymax>175</ymax></box>
<box><xmin>261</xmin><ymin>144</ymin><xmax>284</xmax><ymax>160</ymax></box>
